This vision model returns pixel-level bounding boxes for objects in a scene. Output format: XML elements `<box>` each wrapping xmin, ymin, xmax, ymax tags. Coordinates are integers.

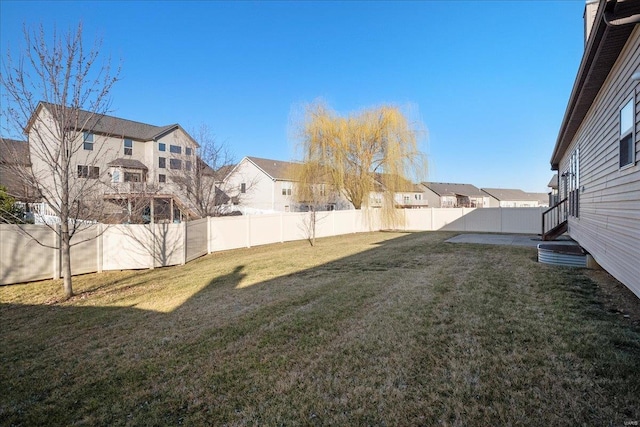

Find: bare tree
<box><xmin>169</xmin><ymin>124</ymin><xmax>237</xmax><ymax>217</ymax></box>
<box><xmin>293</xmin><ymin>101</ymin><xmax>427</xmax><ymax>227</ymax></box>
<box><xmin>1</xmin><ymin>23</ymin><xmax>120</xmax><ymax>298</ymax></box>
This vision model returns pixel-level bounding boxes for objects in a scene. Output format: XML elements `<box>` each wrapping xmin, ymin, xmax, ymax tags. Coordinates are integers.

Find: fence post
<box><xmin>182</xmin><ymin>221</ymin><xmax>187</xmax><ymax>265</ymax></box>
<box><xmin>97</xmin><ymin>224</ymin><xmax>103</xmax><ymax>273</ymax></box>
<box><xmin>149</xmin><ymin>224</ymin><xmax>155</xmax><ymax>270</ymax></box>
<box><xmin>53</xmin><ymin>224</ymin><xmax>61</xmax><ymax>280</ymax></box>
<box><xmin>207</xmin><ymin>216</ymin><xmax>212</xmax><ymax>254</ymax></box>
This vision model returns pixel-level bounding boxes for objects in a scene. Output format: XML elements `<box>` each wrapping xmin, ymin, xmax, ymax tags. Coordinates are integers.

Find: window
<box><xmin>185</xmin><ymin>161</ymin><xmax>192</xmax><ymax>171</ymax></box>
<box><xmin>159</xmin><ymin>157</ymin><xmax>166</xmax><ymax>169</ymax></box>
<box><xmin>320</xmin><ymin>184</ymin><xmax>326</xmax><ymax>197</ymax></box>
<box><xmin>240</xmin><ymin>183</ymin><xmax>246</xmax><ymax>193</ymax></box>
<box><xmin>124</xmin><ymin>172</ymin><xmax>141</xmax><ymax>182</ymax></box>
<box><xmin>403</xmin><ymin>195</ymin><xmax>411</xmax><ymax>204</ymax></box>
<box><xmin>282</xmin><ymin>188</ymin><xmax>292</xmax><ymax>196</ymax></box>
<box><xmin>169</xmin><ymin>145</ymin><xmax>182</xmax><ymax>154</ymax></box>
<box><xmin>111</xmin><ymin>169</ymin><xmax>120</xmax><ymax>183</ymax></box>
<box><xmin>158</xmin><ymin>174</ymin><xmax>166</xmax><ymax>183</ymax></box>
<box><xmin>185</xmin><ymin>147</ymin><xmax>192</xmax><ymax>156</ymax></box>
<box><xmin>159</xmin><ymin>142</ymin><xmax>166</xmax><ymax>152</ymax></box>
<box><xmin>124</xmin><ymin>139</ymin><xmax>133</xmax><ymax>155</ymax></box>
<box><xmin>169</xmin><ymin>158</ymin><xmax>182</xmax><ymax>169</ymax></box>
<box><xmin>77</xmin><ymin>165</ymin><xmax>99</xmax><ymax>179</ymax></box>
<box><xmin>415</xmin><ymin>194</ymin><xmax>422</xmax><ymax>200</ymax></box>
<box><xmin>83</xmin><ymin>132</ymin><xmax>94</xmax><ymax>151</ymax></box>
<box><xmin>620</xmin><ymin>98</ymin><xmax>635</xmax><ymax>168</ymax></box>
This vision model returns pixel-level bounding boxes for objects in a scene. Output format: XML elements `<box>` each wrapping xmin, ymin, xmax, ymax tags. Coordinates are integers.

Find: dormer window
<box><xmin>124</xmin><ymin>139</ymin><xmax>133</xmax><ymax>156</ymax></box>
<box><xmin>83</xmin><ymin>132</ymin><xmax>94</xmax><ymax>151</ymax></box>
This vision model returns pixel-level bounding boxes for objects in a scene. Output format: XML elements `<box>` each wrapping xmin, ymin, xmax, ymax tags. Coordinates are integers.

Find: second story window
<box><xmin>170</xmin><ymin>145</ymin><xmax>182</xmax><ymax>154</ymax></box>
<box><xmin>77</xmin><ymin>165</ymin><xmax>99</xmax><ymax>179</ymax></box>
<box><xmin>159</xmin><ymin>142</ymin><xmax>166</xmax><ymax>152</ymax></box>
<box><xmin>83</xmin><ymin>132</ymin><xmax>94</xmax><ymax>151</ymax></box>
<box><xmin>169</xmin><ymin>158</ymin><xmax>182</xmax><ymax>169</ymax></box>
<box><xmin>240</xmin><ymin>183</ymin><xmax>246</xmax><ymax>193</ymax></box>
<box><xmin>185</xmin><ymin>160</ymin><xmax>192</xmax><ymax>171</ymax></box>
<box><xmin>158</xmin><ymin>174</ymin><xmax>166</xmax><ymax>183</ymax></box>
<box><xmin>159</xmin><ymin>157</ymin><xmax>166</xmax><ymax>169</ymax></box>
<box><xmin>124</xmin><ymin>139</ymin><xmax>133</xmax><ymax>156</ymax></box>
<box><xmin>185</xmin><ymin>147</ymin><xmax>192</xmax><ymax>156</ymax></box>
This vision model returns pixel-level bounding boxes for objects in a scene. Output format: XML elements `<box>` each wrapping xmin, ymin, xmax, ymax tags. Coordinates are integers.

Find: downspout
<box><xmin>603</xmin><ymin>0</ymin><xmax>640</xmax><ymax>27</ymax></box>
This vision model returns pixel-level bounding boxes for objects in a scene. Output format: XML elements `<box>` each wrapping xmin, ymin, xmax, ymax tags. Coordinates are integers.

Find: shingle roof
<box><xmin>107</xmin><ymin>158</ymin><xmax>149</xmax><ymax>170</ymax></box>
<box><xmin>247</xmin><ymin>156</ymin><xmax>297</xmax><ymax>180</ymax></box>
<box><xmin>0</xmin><ymin>138</ymin><xmax>30</xmax><ymax>166</ymax></box>
<box><xmin>482</xmin><ymin>188</ymin><xmax>547</xmax><ymax>202</ymax></box>
<box><xmin>422</xmin><ymin>182</ymin><xmax>485</xmax><ymax>197</ymax></box>
<box><xmin>31</xmin><ymin>102</ymin><xmax>197</xmax><ymax>145</ymax></box>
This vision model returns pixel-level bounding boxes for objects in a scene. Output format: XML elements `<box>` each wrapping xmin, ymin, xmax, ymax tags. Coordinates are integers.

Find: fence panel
<box><xmin>70</xmin><ymin>225</ymin><xmax>99</xmax><ymax>275</ymax></box>
<box><xmin>248</xmin><ymin>214</ymin><xmax>282</xmax><ymax>247</ymax></box>
<box><xmin>152</xmin><ymin>223</ymin><xmax>185</xmax><ymax>267</ymax></box>
<box><xmin>501</xmin><ymin>207</ymin><xmax>543</xmax><ymax>234</ymax></box>
<box><xmin>103</xmin><ymin>225</ymin><xmax>153</xmax><ymax>270</ymax></box>
<box><xmin>0</xmin><ymin>224</ymin><xmax>55</xmax><ymax>285</ymax></box>
<box><xmin>186</xmin><ymin>218</ymin><xmax>208</xmax><ymax>262</ymax></box>
<box><xmin>209</xmin><ymin>216</ymin><xmax>249</xmax><ymax>252</ymax></box>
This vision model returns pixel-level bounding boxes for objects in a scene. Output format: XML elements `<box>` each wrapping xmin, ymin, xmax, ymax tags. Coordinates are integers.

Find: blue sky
<box><xmin>1</xmin><ymin>1</ymin><xmax>586</xmax><ymax>192</ymax></box>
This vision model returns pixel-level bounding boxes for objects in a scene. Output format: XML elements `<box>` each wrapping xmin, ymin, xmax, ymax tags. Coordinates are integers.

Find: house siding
<box><xmin>561</xmin><ymin>26</ymin><xmax>640</xmax><ymax>298</ymax></box>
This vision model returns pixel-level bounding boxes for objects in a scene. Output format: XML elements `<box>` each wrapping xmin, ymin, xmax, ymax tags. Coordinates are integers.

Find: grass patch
<box><xmin>1</xmin><ymin>231</ymin><xmax>639</xmax><ymax>425</ymax></box>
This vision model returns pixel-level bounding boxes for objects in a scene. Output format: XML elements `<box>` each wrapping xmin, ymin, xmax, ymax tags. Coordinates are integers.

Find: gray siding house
<box><xmin>548</xmin><ymin>0</ymin><xmax>640</xmax><ymax>298</ymax></box>
<box><xmin>421</xmin><ymin>182</ymin><xmax>489</xmax><ymax>208</ymax></box>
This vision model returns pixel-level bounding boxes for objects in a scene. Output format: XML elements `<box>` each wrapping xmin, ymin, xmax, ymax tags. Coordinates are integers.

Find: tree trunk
<box><xmin>61</xmin><ymin>222</ymin><xmax>73</xmax><ymax>298</ymax></box>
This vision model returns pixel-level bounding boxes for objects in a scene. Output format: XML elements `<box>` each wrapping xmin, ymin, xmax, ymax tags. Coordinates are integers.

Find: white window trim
<box><xmin>619</xmin><ymin>95</ymin><xmax>636</xmax><ymax>170</ymax></box>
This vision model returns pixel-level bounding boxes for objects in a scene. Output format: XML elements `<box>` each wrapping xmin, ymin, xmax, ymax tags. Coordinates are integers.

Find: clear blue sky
<box><xmin>0</xmin><ymin>0</ymin><xmax>586</xmax><ymax>192</ymax></box>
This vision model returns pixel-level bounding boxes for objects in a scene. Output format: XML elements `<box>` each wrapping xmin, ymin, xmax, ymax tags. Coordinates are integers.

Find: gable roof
<box><xmin>550</xmin><ymin>0</ymin><xmax>640</xmax><ymax>169</ymax></box>
<box><xmin>481</xmin><ymin>188</ymin><xmax>543</xmax><ymax>202</ymax></box>
<box><xmin>27</xmin><ymin>102</ymin><xmax>198</xmax><ymax>146</ymax></box>
<box><xmin>422</xmin><ymin>182</ymin><xmax>485</xmax><ymax>198</ymax></box>
<box><xmin>246</xmin><ymin>156</ymin><xmax>297</xmax><ymax>181</ymax></box>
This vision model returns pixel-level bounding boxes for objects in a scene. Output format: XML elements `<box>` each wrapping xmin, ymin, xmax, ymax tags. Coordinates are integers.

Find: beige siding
<box><xmin>69</xmin><ymin>226</ymin><xmax>99</xmax><ymax>275</ymax></box>
<box><xmin>560</xmin><ymin>26</ymin><xmax>640</xmax><ymax>298</ymax></box>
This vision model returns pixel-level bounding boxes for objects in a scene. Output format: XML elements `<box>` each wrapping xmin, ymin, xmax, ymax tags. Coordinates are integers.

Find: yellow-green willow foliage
<box><xmin>294</xmin><ymin>101</ymin><xmax>427</xmax><ymax>228</ymax></box>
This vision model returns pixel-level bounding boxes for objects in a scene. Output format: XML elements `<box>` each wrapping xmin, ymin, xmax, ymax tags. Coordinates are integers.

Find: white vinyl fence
<box><xmin>0</xmin><ymin>207</ymin><xmax>544</xmax><ymax>285</ymax></box>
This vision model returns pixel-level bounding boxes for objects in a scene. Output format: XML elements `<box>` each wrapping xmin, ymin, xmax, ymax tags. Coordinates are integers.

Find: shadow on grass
<box><xmin>1</xmin><ymin>231</ymin><xmax>639</xmax><ymax>426</ymax></box>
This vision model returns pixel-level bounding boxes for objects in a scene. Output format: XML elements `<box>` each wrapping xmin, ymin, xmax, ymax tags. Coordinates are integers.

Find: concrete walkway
<box><xmin>445</xmin><ymin>234</ymin><xmax>578</xmax><ymax>248</ymax></box>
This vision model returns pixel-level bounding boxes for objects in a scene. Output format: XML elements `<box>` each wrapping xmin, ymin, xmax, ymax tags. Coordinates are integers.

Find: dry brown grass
<box><xmin>1</xmin><ymin>231</ymin><xmax>639</xmax><ymax>426</ymax></box>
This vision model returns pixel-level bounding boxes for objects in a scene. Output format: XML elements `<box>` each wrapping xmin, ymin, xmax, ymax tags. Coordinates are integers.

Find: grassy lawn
<box><xmin>1</xmin><ymin>231</ymin><xmax>639</xmax><ymax>426</ymax></box>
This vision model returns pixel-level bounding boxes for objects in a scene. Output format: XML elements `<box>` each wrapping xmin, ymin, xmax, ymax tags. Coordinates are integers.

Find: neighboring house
<box><xmin>481</xmin><ymin>188</ymin><xmax>549</xmax><ymax>208</ymax></box>
<box><xmin>421</xmin><ymin>182</ymin><xmax>489</xmax><ymax>208</ymax></box>
<box><xmin>546</xmin><ymin>0</ymin><xmax>640</xmax><ymax>297</ymax></box>
<box><xmin>369</xmin><ymin>176</ymin><xmax>429</xmax><ymax>209</ymax></box>
<box><xmin>25</xmin><ymin>102</ymin><xmax>201</xmax><ymax>223</ymax></box>
<box><xmin>223</xmin><ymin>156</ymin><xmax>352</xmax><ymax>214</ymax></box>
<box><xmin>0</xmin><ymin>138</ymin><xmax>38</xmax><ymax>202</ymax></box>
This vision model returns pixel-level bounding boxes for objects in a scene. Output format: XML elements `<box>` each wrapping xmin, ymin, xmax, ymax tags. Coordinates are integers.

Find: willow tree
<box><xmin>294</xmin><ymin>101</ymin><xmax>426</xmax><ymax>227</ymax></box>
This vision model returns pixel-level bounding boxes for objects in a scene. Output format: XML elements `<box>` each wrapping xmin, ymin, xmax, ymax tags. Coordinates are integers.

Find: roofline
<box><xmin>550</xmin><ymin>0</ymin><xmax>640</xmax><ymax>169</ymax></box>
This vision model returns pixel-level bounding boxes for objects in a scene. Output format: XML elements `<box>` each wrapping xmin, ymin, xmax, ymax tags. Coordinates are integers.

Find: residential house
<box><xmin>421</xmin><ymin>182</ymin><xmax>489</xmax><ymax>208</ymax></box>
<box><xmin>546</xmin><ymin>0</ymin><xmax>640</xmax><ymax>297</ymax></box>
<box><xmin>0</xmin><ymin>138</ymin><xmax>38</xmax><ymax>202</ymax></box>
<box><xmin>25</xmin><ymin>102</ymin><xmax>200</xmax><ymax>223</ymax></box>
<box><xmin>222</xmin><ymin>156</ymin><xmax>353</xmax><ymax>214</ymax></box>
<box><xmin>369</xmin><ymin>175</ymin><xmax>429</xmax><ymax>209</ymax></box>
<box><xmin>481</xmin><ymin>188</ymin><xmax>549</xmax><ymax>208</ymax></box>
